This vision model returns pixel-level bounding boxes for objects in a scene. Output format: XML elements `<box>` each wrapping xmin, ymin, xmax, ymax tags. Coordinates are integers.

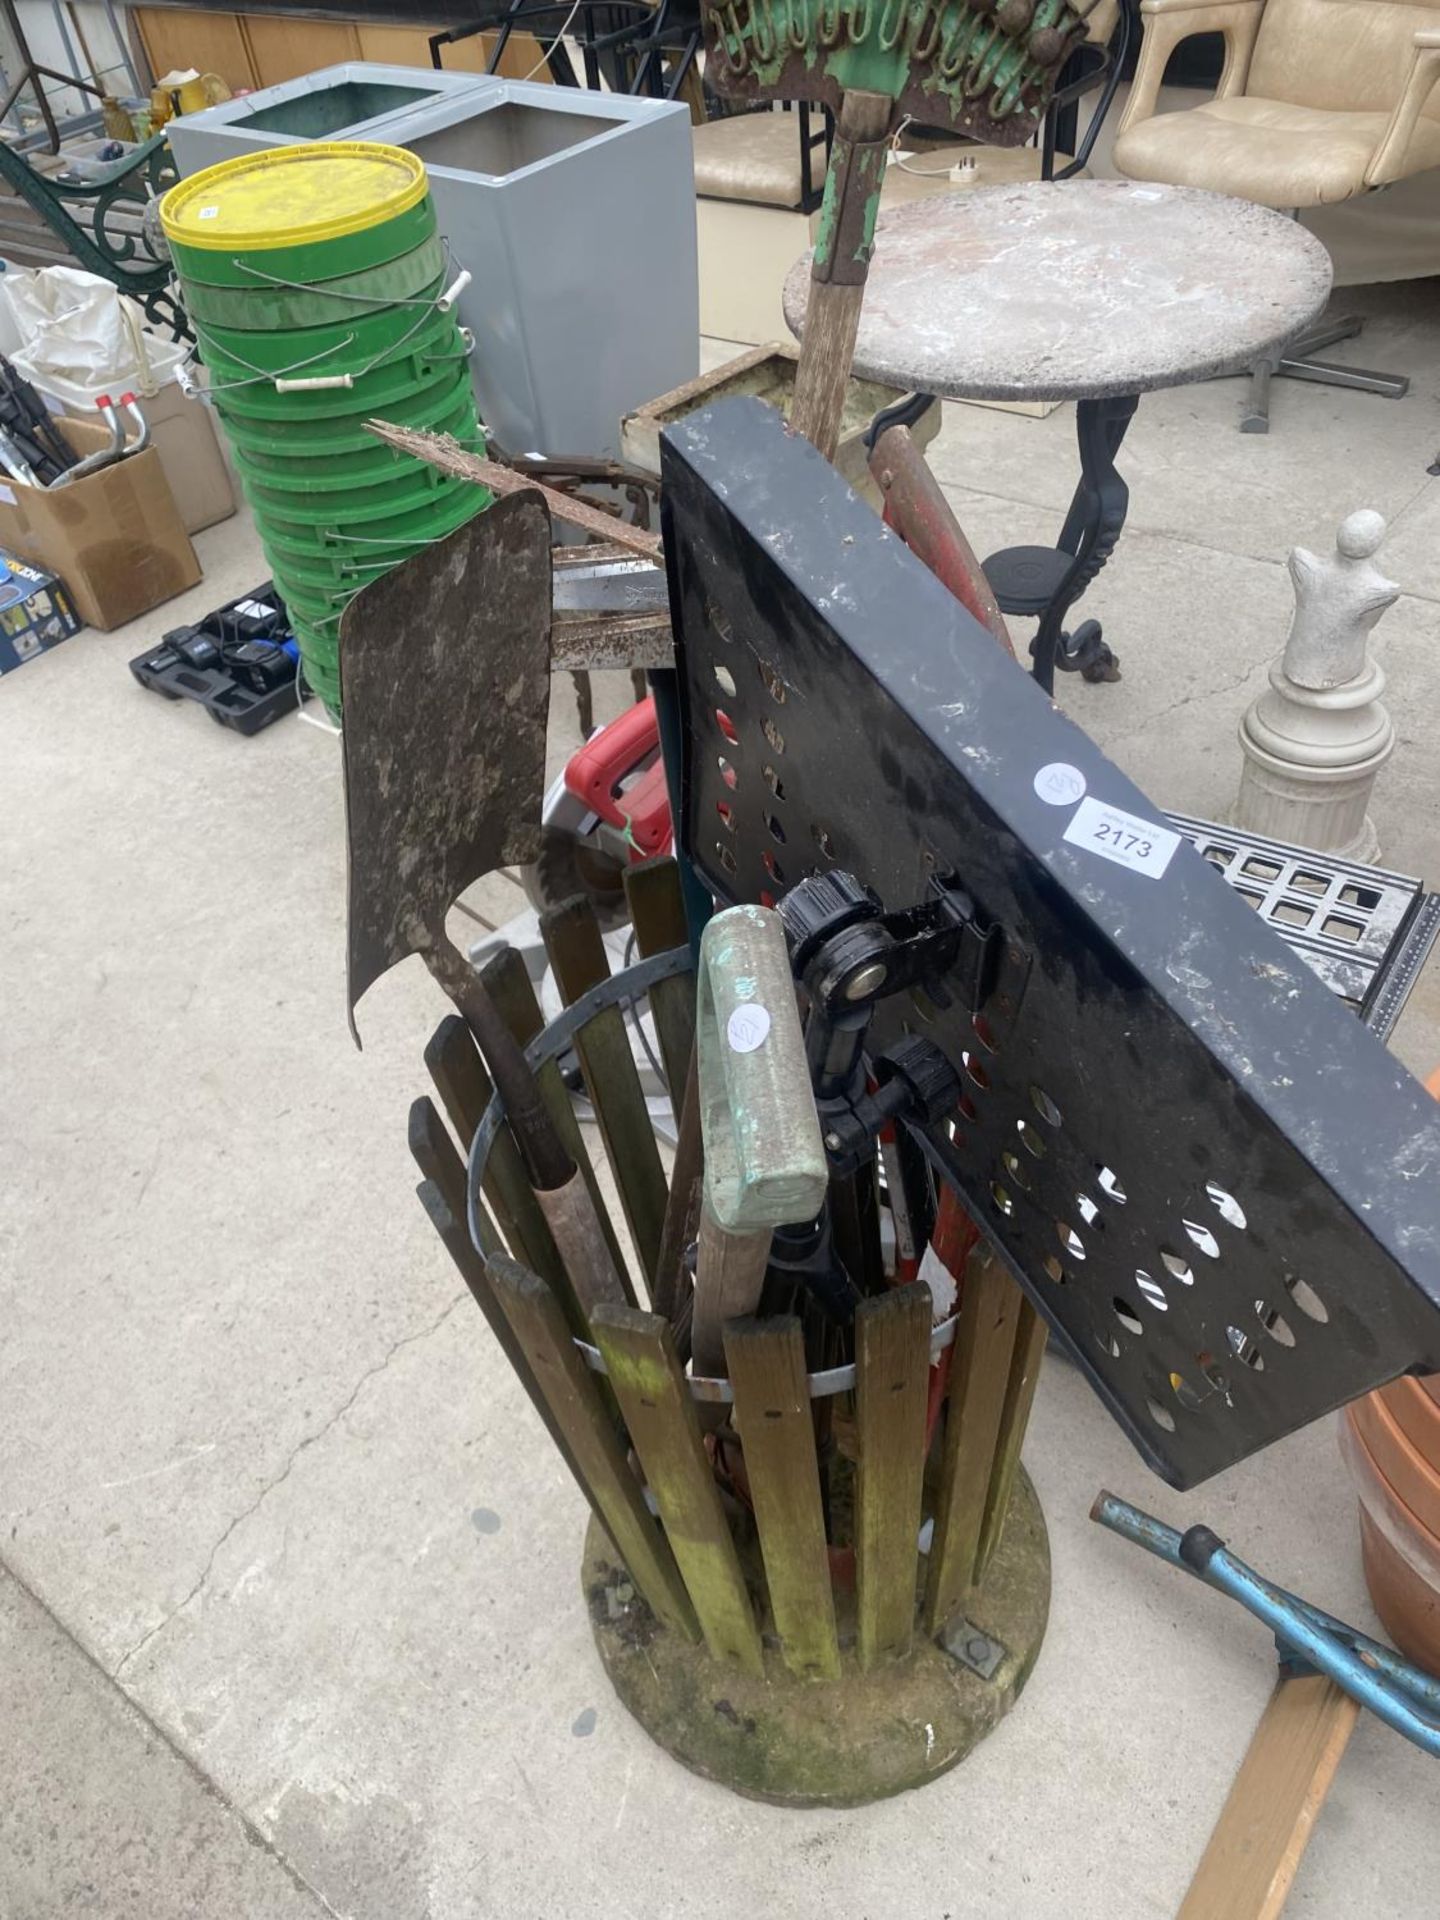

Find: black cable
<box><xmin>863</xmin><ymin>389</ymin><xmax>939</xmax><ymax>453</ymax></box>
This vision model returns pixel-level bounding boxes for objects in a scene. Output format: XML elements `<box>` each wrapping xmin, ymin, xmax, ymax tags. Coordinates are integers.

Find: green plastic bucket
<box><xmin>262</xmin><ymin>482</ymin><xmax>488</xmax><ymax>578</ymax></box>
<box><xmin>226</xmin><ymin>373</ymin><xmax>474</xmax><ymax>475</ymax></box>
<box><xmin>236</xmin><ymin>440</ymin><xmax>480</xmax><ymax>522</ymax></box>
<box><xmin>162</xmin><ymin>144</ymin><xmax>436</xmax><ymax>289</ymax></box>
<box><xmin>164</xmin><ymin>141</ymin><xmax>492</xmax><ymax>714</ymax></box>
<box><xmin>271</xmin><ymin>558</ymin><xmax>394</xmax><ymax>611</ymax></box>
<box><xmin>269</xmin><ymin>491</ymin><xmax>488</xmax><ymax>627</ymax></box>
<box><xmin>206</xmin><ymin>332</ymin><xmax>470</xmax><ymax>423</ymax></box>
<box><xmin>178</xmin><ymin>232</ymin><xmax>448</xmax><ymax>332</ymax></box>
<box><xmin>170</xmin><ymin>193</ymin><xmax>436</xmax><ymax>291</ymax></box>
<box><xmin>300</xmin><ymin>650</ymin><xmax>342</xmax><ymax>715</ymax></box>
<box><xmin>229</xmin><ymin>384</ymin><xmax>475</xmax><ymax>492</ymax></box>
<box><xmin>216</xmin><ymin>362</ymin><xmax>473</xmax><ymax>460</ymax></box>
<box><xmin>196</xmin><ymin>283</ymin><xmax>454</xmax><ymax>379</ymax></box>
<box><xmin>274</xmin><ymin>579</ymin><xmax>372</xmax><ymax>627</ymax></box>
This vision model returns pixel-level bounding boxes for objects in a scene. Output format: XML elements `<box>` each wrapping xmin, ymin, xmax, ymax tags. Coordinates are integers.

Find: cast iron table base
<box><xmin>981</xmin><ymin>391</ymin><xmax>1137</xmax><ymax>689</ymax></box>
<box><xmin>785</xmin><ymin>181</ymin><xmax>1333</xmax><ymax>696</ymax></box>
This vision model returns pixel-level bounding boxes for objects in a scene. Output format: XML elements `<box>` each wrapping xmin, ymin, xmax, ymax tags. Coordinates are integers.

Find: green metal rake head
<box><xmin>704</xmin><ymin>0</ymin><xmax>1094</xmax><ymax>141</ymax></box>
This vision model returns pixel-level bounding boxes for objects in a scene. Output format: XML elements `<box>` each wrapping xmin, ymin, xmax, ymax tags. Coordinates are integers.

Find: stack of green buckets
<box><xmin>161</xmin><ymin>142</ymin><xmax>491</xmax><ymax>718</ymax></box>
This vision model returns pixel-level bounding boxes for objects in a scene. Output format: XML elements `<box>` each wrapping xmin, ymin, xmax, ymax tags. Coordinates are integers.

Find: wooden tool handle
<box><xmin>365</xmin><ymin>420</ymin><xmax>663</xmax><ymax>564</ymax></box>
<box><xmin>424</xmin><ymin>934</ymin><xmax>572</xmax><ymax>1191</ymax></box>
<box><xmin>691</xmin><ymin>1204</ymin><xmax>775</xmax><ymax>1377</ymax></box>
<box><xmin>534</xmin><ymin>1167</ymin><xmax>630</xmax><ymax>1313</ymax></box>
<box><xmin>789</xmin><ymin>89</ymin><xmax>894</xmax><ymax>463</ymax></box>
<box><xmin>424</xmin><ymin>948</ymin><xmax>637</xmax><ymax>1331</ymax></box>
<box><xmin>652</xmin><ymin>1047</ymin><xmax>703</xmax><ymax>1326</ymax></box>
<box><xmin>870</xmin><ymin>423</ymin><xmax>1017</xmax><ymax>658</ymax></box>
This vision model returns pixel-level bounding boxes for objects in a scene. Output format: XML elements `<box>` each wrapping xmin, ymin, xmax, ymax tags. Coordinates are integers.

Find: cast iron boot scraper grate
<box><xmin>660</xmin><ymin>396</ymin><xmax>1440</xmax><ymax>1490</ymax></box>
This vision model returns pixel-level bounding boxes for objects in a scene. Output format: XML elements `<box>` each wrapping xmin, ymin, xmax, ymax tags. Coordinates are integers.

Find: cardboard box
<box><xmin>18</xmin><ymin>371</ymin><xmax>235</xmax><ymax>536</ymax></box>
<box><xmin>132</xmin><ymin>380</ymin><xmax>237</xmax><ymax>536</ymax></box>
<box><xmin>0</xmin><ymin>550</ymin><xmax>82</xmax><ymax>673</ymax></box>
<box><xmin>0</xmin><ymin>417</ymin><xmax>202</xmax><ymax>631</ymax></box>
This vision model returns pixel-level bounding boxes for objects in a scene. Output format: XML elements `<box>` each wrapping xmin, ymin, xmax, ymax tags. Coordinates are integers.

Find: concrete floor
<box><xmin>3</xmin><ymin>280</ymin><xmax>1440</xmax><ymax>1918</ymax></box>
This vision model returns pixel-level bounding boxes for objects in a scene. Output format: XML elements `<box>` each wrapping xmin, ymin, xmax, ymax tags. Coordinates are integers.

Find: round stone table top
<box><xmin>782</xmin><ymin>180</ymin><xmax>1333</xmax><ymax>403</ymax></box>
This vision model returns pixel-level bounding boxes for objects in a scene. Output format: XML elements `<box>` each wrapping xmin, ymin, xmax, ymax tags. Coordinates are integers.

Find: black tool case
<box><xmin>129</xmin><ymin>583</ymin><xmax>307</xmax><ymax>737</ymax></box>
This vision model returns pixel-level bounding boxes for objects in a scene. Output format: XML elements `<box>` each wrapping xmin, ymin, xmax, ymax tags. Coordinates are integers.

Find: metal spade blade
<box><xmin>341</xmin><ymin>491</ymin><xmax>552</xmax><ymax>1039</ymax></box>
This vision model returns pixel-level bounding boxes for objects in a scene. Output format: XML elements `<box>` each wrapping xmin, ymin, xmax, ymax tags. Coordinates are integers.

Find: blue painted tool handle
<box><xmin>1090</xmin><ymin>1490</ymin><xmax>1440</xmax><ymax>1706</ymax></box>
<box><xmin>1091</xmin><ymin>1490</ymin><xmax>1440</xmax><ymax>1758</ymax></box>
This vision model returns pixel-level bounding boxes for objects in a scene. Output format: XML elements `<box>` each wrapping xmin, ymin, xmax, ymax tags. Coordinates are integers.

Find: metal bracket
<box><xmin>777</xmin><ymin>868</ymin><xmax>1006</xmax><ymax>1174</ymax></box>
<box><xmin>938</xmin><ymin>1616</ymin><xmax>1009</xmax><ymax>1681</ymax></box>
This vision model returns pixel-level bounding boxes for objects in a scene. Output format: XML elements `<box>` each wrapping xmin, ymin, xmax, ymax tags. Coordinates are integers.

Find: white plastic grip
<box><xmin>273</xmin><ymin>374</ymin><xmax>355</xmax><ymax>392</ymax></box>
<box><xmin>437</xmin><ymin>268</ymin><xmax>472</xmax><ymax>313</ymax></box>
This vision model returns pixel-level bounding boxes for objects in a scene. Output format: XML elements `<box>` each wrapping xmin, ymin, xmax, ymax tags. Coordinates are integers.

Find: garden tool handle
<box><xmin>869</xmin><ymin>420</ymin><xmax>1016</xmax><ymax>658</ymax></box>
<box><xmin>691</xmin><ymin>1206</ymin><xmax>778</xmax><ymax>1376</ymax></box>
<box><xmin>690</xmin><ymin>905</ymin><xmax>827</xmax><ymax>1374</ymax></box>
<box><xmin>424</xmin><ymin>933</ymin><xmax>573</xmax><ymax>1192</ymax></box>
<box><xmin>362</xmin><ymin>425</ymin><xmax>665</xmax><ymax>565</ymax></box>
<box><xmin>1092</xmin><ymin>1491</ymin><xmax>1440</xmax><ymax>1758</ymax></box>
<box><xmin>427</xmin><ymin>937</ymin><xmax>630</xmax><ymax>1310</ymax></box>
<box><xmin>789</xmin><ymin>89</ymin><xmax>895</xmax><ymax>463</ymax></box>
<box><xmin>118</xmin><ymin>392</ymin><xmax>149</xmax><ymax>457</ymax></box>
<box><xmin>48</xmin><ymin>395</ymin><xmax>124</xmax><ymax>487</ymax></box>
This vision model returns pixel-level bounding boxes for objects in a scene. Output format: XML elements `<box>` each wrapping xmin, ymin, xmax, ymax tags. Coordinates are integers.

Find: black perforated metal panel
<box><xmin>660</xmin><ymin>397</ymin><xmax>1440</xmax><ymax>1489</ymax></box>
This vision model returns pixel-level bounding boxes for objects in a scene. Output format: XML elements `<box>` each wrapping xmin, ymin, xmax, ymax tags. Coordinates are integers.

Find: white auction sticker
<box><xmin>727</xmin><ymin>1004</ymin><xmax>772</xmax><ymax>1053</ymax></box>
<box><xmin>1033</xmin><ymin>761</ymin><xmax>1086</xmax><ymax>807</ymax></box>
<box><xmin>196</xmin><ymin>205</ymin><xmax>220</xmax><ymax>220</ymax></box>
<box><xmin>1063</xmin><ymin>796</ymin><xmax>1181</xmax><ymax>879</ymax></box>
<box><xmin>917</xmin><ymin>1243</ymin><xmax>957</xmax><ymax>1319</ymax></box>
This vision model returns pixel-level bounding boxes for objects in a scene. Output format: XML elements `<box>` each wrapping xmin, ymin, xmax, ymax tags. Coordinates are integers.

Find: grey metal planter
<box><xmin>169</xmin><ymin>64</ymin><xmax>699</xmax><ymax>461</ymax></box>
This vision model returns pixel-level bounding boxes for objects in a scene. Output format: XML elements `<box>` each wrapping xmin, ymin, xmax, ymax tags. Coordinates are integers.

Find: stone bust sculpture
<box><xmin>1282</xmin><ymin>508</ymin><xmax>1400</xmax><ymax>691</ymax></box>
<box><xmin>1236</xmin><ymin>506</ymin><xmax>1400</xmax><ymax>862</ymax></box>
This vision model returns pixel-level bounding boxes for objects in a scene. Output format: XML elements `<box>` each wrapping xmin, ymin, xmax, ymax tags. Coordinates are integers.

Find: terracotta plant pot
<box><xmin>1336</xmin><ymin>1062</ymin><xmax>1440</xmax><ymax>1674</ymax></box>
<box><xmin>1341</xmin><ymin>1407</ymin><xmax>1440</xmax><ymax>1673</ymax></box>
<box><xmin>1379</xmin><ymin>1375</ymin><xmax>1440</xmax><ymax>1478</ymax></box>
<box><xmin>1350</xmin><ymin>1384</ymin><xmax>1440</xmax><ymax>1536</ymax></box>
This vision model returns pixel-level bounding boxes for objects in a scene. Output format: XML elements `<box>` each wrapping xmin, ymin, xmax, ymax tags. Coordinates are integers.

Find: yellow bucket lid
<box><xmin>161</xmin><ymin>141</ymin><xmax>428</xmax><ymax>251</ymax></box>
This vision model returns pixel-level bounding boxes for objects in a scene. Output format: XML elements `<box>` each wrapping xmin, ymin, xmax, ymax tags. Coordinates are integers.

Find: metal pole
<box><xmin>1091</xmin><ymin>1490</ymin><xmax>1440</xmax><ymax>1756</ymax></box>
<box><xmin>47</xmin><ymin>0</ymin><xmax>82</xmax><ymax>83</ymax></box>
<box><xmin>98</xmin><ymin>0</ymin><xmax>141</xmax><ymax>95</ymax></box>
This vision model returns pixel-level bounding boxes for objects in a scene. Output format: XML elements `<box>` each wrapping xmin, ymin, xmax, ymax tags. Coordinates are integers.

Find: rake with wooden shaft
<box><xmin>702</xmin><ymin>0</ymin><xmax>1093</xmax><ymax>459</ymax></box>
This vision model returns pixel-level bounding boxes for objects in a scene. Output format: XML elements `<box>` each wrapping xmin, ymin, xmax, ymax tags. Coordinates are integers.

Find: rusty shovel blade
<box><xmin>340</xmin><ymin>491</ymin><xmax>553</xmax><ymax>1038</ymax></box>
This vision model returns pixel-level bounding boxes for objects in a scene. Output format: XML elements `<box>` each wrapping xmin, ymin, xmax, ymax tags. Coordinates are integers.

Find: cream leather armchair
<box><xmin>1113</xmin><ymin>0</ymin><xmax>1440</xmax><ymax>428</ymax></box>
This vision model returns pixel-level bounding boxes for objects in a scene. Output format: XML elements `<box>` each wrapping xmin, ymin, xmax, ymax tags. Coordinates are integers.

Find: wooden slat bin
<box><xmin>411</xmin><ymin>859</ymin><xmax>1052</xmax><ymax>1807</ymax></box>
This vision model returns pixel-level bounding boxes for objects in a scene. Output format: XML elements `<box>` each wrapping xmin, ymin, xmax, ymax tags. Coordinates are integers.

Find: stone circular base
<box><xmin>583</xmin><ymin>1467</ymin><xmax>1051</xmax><ymax>1808</ymax></box>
